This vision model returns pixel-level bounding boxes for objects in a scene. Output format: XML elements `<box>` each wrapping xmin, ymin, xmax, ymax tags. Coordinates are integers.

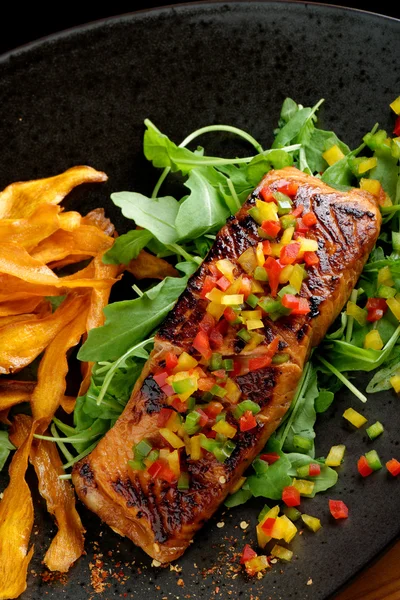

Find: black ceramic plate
<box><xmin>0</xmin><ymin>3</ymin><xmax>399</xmax><ymax>599</ymax></box>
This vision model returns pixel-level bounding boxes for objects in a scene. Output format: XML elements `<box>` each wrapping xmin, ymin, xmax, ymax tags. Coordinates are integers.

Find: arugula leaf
<box><xmin>366</xmin><ymin>349</ymin><xmax>400</xmax><ymax>393</ymax></box>
<box><xmin>272</xmin><ymin>107</ymin><xmax>313</xmax><ymax>149</ymax></box>
<box><xmin>224</xmin><ymin>486</ymin><xmax>253</xmax><ymax>508</ymax></box>
<box><xmin>78</xmin><ymin>275</ymin><xmax>188</xmax><ymax>361</ymax></box>
<box><xmin>175</xmin><ymin>169</ymin><xmax>229</xmax><ymax>240</ymax></box>
<box><xmin>315</xmin><ymin>389</ymin><xmax>335</xmax><ymax>413</ymax></box>
<box><xmin>305</xmin><ymin>128</ymin><xmax>350</xmax><ymax>174</ymax></box>
<box><xmin>0</xmin><ymin>430</ymin><xmax>15</xmax><ymax>472</ymax></box>
<box><xmin>286</xmin><ymin>454</ymin><xmax>338</xmax><ymax>496</ymax></box>
<box><xmin>246</xmin><ymin>150</ymin><xmax>294</xmax><ymax>187</ymax></box>
<box><xmin>102</xmin><ymin>229</ymin><xmax>153</xmax><ymax>265</ymax></box>
<box><xmin>321</xmin><ymin>156</ymin><xmax>354</xmax><ymax>188</ymax></box>
<box><xmin>110</xmin><ymin>191</ymin><xmax>180</xmax><ymax>245</ymax></box>
<box><xmin>370</xmin><ymin>146</ymin><xmax>399</xmax><ymax>201</ymax></box>
<box><xmin>246</xmin><ymin>450</ymin><xmax>292</xmax><ymax>500</ymax></box>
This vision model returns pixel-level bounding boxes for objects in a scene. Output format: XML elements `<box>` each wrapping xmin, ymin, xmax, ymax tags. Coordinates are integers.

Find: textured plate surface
<box><xmin>0</xmin><ymin>3</ymin><xmax>399</xmax><ymax>599</ymax></box>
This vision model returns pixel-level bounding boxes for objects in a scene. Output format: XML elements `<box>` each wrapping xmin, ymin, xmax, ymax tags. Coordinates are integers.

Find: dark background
<box><xmin>1</xmin><ymin>1</ymin><xmax>398</xmax><ymax>56</ymax></box>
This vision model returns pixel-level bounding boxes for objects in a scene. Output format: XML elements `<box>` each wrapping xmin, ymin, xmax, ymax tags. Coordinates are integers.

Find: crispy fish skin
<box><xmin>72</xmin><ymin>167</ymin><xmax>381</xmax><ymax>563</ymax></box>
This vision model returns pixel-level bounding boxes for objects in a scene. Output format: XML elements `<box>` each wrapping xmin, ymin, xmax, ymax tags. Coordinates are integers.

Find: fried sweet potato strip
<box><xmin>127</xmin><ymin>249</ymin><xmax>179</xmax><ymax>280</ymax></box>
<box><xmin>0</xmin><ymin>380</ymin><xmax>36</xmax><ymax>412</ymax></box>
<box><xmin>10</xmin><ymin>415</ymin><xmax>85</xmax><ymax>573</ymax></box>
<box><xmin>0</xmin><ymin>292</ymin><xmax>88</xmax><ymax>374</ymax></box>
<box><xmin>0</xmin><ymin>242</ymin><xmax>117</xmax><ymax>290</ymax></box>
<box><xmin>31</xmin><ymin>298</ymin><xmax>90</xmax><ymax>429</ymax></box>
<box><xmin>0</xmin><ymin>204</ymin><xmax>61</xmax><ymax>250</ymax></box>
<box><xmin>0</xmin><ymin>419</ymin><xmax>35</xmax><ymax>600</ymax></box>
<box><xmin>0</xmin><ymin>165</ymin><xmax>107</xmax><ymax>219</ymax></box>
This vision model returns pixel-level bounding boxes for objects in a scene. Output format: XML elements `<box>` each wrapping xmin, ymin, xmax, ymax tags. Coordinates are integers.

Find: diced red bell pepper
<box><xmin>153</xmin><ymin>371</ymin><xmax>169</xmax><ymax>388</ymax></box>
<box><xmin>170</xmin><ymin>397</ymin><xmax>188</xmax><ymax>413</ymax></box>
<box><xmin>329</xmin><ymin>499</ymin><xmax>349</xmax><ymax>519</ymax></box>
<box><xmin>203</xmin><ymin>401</ymin><xmax>224</xmax><ymax>419</ymax></box>
<box><xmin>295</xmin><ymin>217</ymin><xmax>310</xmax><ymax>233</ymax></box>
<box><xmin>291</xmin><ymin>204</ymin><xmax>304</xmax><ymax>218</ymax></box>
<box><xmin>280</xmin><ymin>242</ymin><xmax>301</xmax><ymax>265</ymax></box>
<box><xmin>264</xmin><ymin>257</ymin><xmax>283</xmax><ymax>297</ymax></box>
<box><xmin>165</xmin><ymin>351</ymin><xmax>179</xmax><ymax>372</ymax></box>
<box><xmin>302</xmin><ymin>211</ymin><xmax>317</xmax><ymax>227</ymax></box>
<box><xmin>157</xmin><ymin>407</ymin><xmax>175</xmax><ymax>427</ymax></box>
<box><xmin>161</xmin><ymin>383</ymin><xmax>175</xmax><ymax>397</ymax></box>
<box><xmin>199</xmin><ymin>312</ymin><xmax>216</xmax><ymax>334</ymax></box>
<box><xmin>260</xmin><ymin>452</ymin><xmax>280</xmax><ymax>464</ymax></box>
<box><xmin>239</xmin><ymin>276</ymin><xmax>252</xmax><ymax>299</ymax></box>
<box><xmin>216</xmin><ymin>275</ymin><xmax>231</xmax><ymax>291</ymax></box>
<box><xmin>261</xmin><ymin>220</ymin><xmax>281</xmax><ymax>238</ymax></box>
<box><xmin>282</xmin><ymin>485</ymin><xmax>301</xmax><ymax>507</ymax></box>
<box><xmin>239</xmin><ymin>410</ymin><xmax>257</xmax><ymax>432</ymax></box>
<box><xmin>260</xmin><ymin>185</ymin><xmax>276</xmax><ymax>203</ymax></box>
<box><xmin>366</xmin><ymin>297</ymin><xmax>387</xmax><ymax>322</ymax></box>
<box><xmin>386</xmin><ymin>458</ymin><xmax>400</xmax><ymax>476</ymax></box>
<box><xmin>309</xmin><ymin>463</ymin><xmax>321</xmax><ymax>477</ymax></box>
<box><xmin>240</xmin><ymin>544</ymin><xmax>258</xmax><ymax>564</ymax></box>
<box><xmin>193</xmin><ymin>329</ymin><xmax>212</xmax><ymax>360</ymax></box>
<box><xmin>357</xmin><ymin>455</ymin><xmax>374</xmax><ymax>477</ymax></box>
<box><xmin>248</xmin><ymin>337</ymin><xmax>279</xmax><ymax>371</ymax></box>
<box><xmin>212</xmin><ymin>369</ymin><xmax>226</xmax><ymax>378</ymax></box>
<box><xmin>198</xmin><ymin>376</ymin><xmax>217</xmax><ymax>392</ymax></box>
<box><xmin>291</xmin><ymin>297</ymin><xmax>311</xmax><ymax>315</ymax></box>
<box><xmin>223</xmin><ymin>306</ymin><xmax>238</xmax><ymax>323</ymax></box>
<box><xmin>394</xmin><ymin>116</ymin><xmax>400</xmax><ymax>137</ymax></box>
<box><xmin>281</xmin><ymin>293</ymin><xmax>300</xmax><ymax>309</ymax></box>
<box><xmin>200</xmin><ymin>275</ymin><xmax>217</xmax><ymax>298</ymax></box>
<box><xmin>262</xmin><ymin>240</ymin><xmax>272</xmax><ymax>255</ymax></box>
<box><xmin>261</xmin><ymin>517</ymin><xmax>276</xmax><ymax>536</ymax></box>
<box><xmin>276</xmin><ymin>181</ymin><xmax>299</xmax><ymax>197</ymax></box>
<box><xmin>303</xmin><ymin>251</ymin><xmax>319</xmax><ymax>266</ymax></box>
<box><xmin>148</xmin><ymin>459</ymin><xmax>177</xmax><ymax>484</ymax></box>
<box><xmin>209</xmin><ymin>329</ymin><xmax>224</xmax><ymax>350</ymax></box>
<box><xmin>195</xmin><ymin>408</ymin><xmax>209</xmax><ymax>427</ymax></box>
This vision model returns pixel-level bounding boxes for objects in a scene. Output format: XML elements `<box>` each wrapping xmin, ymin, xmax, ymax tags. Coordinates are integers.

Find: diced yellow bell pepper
<box><xmin>212</xmin><ymin>420</ymin><xmax>237</xmax><ymax>439</ymax></box>
<box><xmin>205</xmin><ymin>287</ymin><xmax>225</xmax><ymax>303</ymax></box>
<box><xmin>364</xmin><ymin>329</ymin><xmax>384</xmax><ymax>350</ymax></box>
<box><xmin>270</xmin><ymin>242</ymin><xmax>283</xmax><ymax>257</ymax></box>
<box><xmin>165</xmin><ymin>410</ymin><xmax>181</xmax><ymax>432</ymax></box>
<box><xmin>238</xmin><ymin>248</ymin><xmax>257</xmax><ymax>275</ymax></box>
<box><xmin>390</xmin><ymin>96</ymin><xmax>400</xmax><ymax>114</ymax></box>
<box><xmin>343</xmin><ymin>407</ymin><xmax>368</xmax><ymax>428</ymax></box>
<box><xmin>322</xmin><ymin>145</ymin><xmax>345</xmax><ymax>166</ymax></box>
<box><xmin>256</xmin><ymin>199</ymin><xmax>279</xmax><ymax>221</ymax></box>
<box><xmin>215</xmin><ymin>258</ymin><xmax>236</xmax><ymax>282</ymax></box>
<box><xmin>189</xmin><ymin>435</ymin><xmax>203</xmax><ymax>460</ymax></box>
<box><xmin>241</xmin><ymin>310</ymin><xmax>262</xmax><ymax>321</ymax></box>
<box><xmin>173</xmin><ymin>351</ymin><xmax>198</xmax><ymax>373</ymax></box>
<box><xmin>289</xmin><ymin>264</ymin><xmax>305</xmax><ymax>293</ymax></box>
<box><xmin>358</xmin><ymin>157</ymin><xmax>378</xmax><ymax>174</ymax></box>
<box><xmin>269</xmin><ymin>516</ymin><xmax>286</xmax><ymax>540</ymax></box>
<box><xmin>390</xmin><ymin>373</ymin><xmax>400</xmax><ymax>394</ymax></box>
<box><xmin>279</xmin><ymin>264</ymin><xmax>294</xmax><ymax>284</ymax></box>
<box><xmin>297</xmin><ymin>237</ymin><xmax>319</xmax><ymax>254</ymax></box>
<box><xmin>244</xmin><ymin>555</ymin><xmax>270</xmax><ymax>574</ymax></box>
<box><xmin>377</xmin><ymin>265</ymin><xmax>394</xmax><ymax>287</ymax></box>
<box><xmin>346</xmin><ymin>301</ymin><xmax>368</xmax><ymax>325</ymax></box>
<box><xmin>243</xmin><ymin>332</ymin><xmax>265</xmax><ymax>353</ymax></box>
<box><xmin>246</xmin><ymin>319</ymin><xmax>264</xmax><ymax>331</ymax></box>
<box><xmin>325</xmin><ymin>444</ymin><xmax>346</xmax><ymax>467</ymax></box>
<box><xmin>206</xmin><ymin>301</ymin><xmax>225</xmax><ymax>320</ymax></box>
<box><xmin>159</xmin><ymin>448</ymin><xmax>170</xmax><ymax>461</ymax></box>
<box><xmin>257</xmin><ymin>505</ymin><xmax>280</xmax><ymax>548</ymax></box>
<box><xmin>250</xmin><ymin>279</ymin><xmax>264</xmax><ymax>294</ymax></box>
<box><xmin>221</xmin><ymin>294</ymin><xmax>244</xmax><ymax>306</ymax></box>
<box><xmin>281</xmin><ymin>226</ymin><xmax>295</xmax><ymax>245</ymax></box>
<box><xmin>360</xmin><ymin>178</ymin><xmax>381</xmax><ymax>197</ymax></box>
<box><xmin>271</xmin><ymin>544</ymin><xmax>293</xmax><ymax>562</ymax></box>
<box><xmin>159</xmin><ymin>428</ymin><xmax>185</xmax><ymax>449</ymax></box>
<box><xmin>279</xmin><ymin>514</ymin><xmax>298</xmax><ymax>543</ymax></box>
<box><xmin>167</xmin><ymin>450</ymin><xmax>181</xmax><ymax>477</ymax></box>
<box><xmin>292</xmin><ymin>478</ymin><xmax>315</xmax><ymax>497</ymax></box>
<box><xmin>301</xmin><ymin>514</ymin><xmax>322</xmax><ymax>532</ymax></box>
<box><xmin>224</xmin><ymin>378</ymin><xmax>242</xmax><ymax>403</ymax></box>
<box><xmin>379</xmin><ymin>192</ymin><xmax>393</xmax><ymax>207</ymax></box>
<box><xmin>256</xmin><ymin>242</ymin><xmax>265</xmax><ymax>267</ymax></box>
<box><xmin>386</xmin><ymin>296</ymin><xmax>400</xmax><ymax>321</ymax></box>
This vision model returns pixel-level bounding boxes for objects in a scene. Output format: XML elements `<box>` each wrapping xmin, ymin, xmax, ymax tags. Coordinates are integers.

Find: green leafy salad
<box><xmin>3</xmin><ymin>96</ymin><xmax>400</xmax><ymax>511</ymax></box>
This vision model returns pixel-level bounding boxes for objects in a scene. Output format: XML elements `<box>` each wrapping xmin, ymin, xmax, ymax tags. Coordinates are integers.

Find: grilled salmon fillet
<box><xmin>72</xmin><ymin>166</ymin><xmax>381</xmax><ymax>563</ymax></box>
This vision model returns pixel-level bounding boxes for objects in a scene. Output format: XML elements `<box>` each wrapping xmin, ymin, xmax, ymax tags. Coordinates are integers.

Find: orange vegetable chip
<box><xmin>0</xmin><ymin>165</ymin><xmax>107</xmax><ymax>219</ymax></box>
<box><xmin>0</xmin><ymin>418</ymin><xmax>35</xmax><ymax>600</ymax></box>
<box><xmin>0</xmin><ymin>380</ymin><xmax>35</xmax><ymax>412</ymax></box>
<box><xmin>0</xmin><ymin>203</ymin><xmax>61</xmax><ymax>250</ymax></box>
<box><xmin>127</xmin><ymin>249</ymin><xmax>179</xmax><ymax>280</ymax></box>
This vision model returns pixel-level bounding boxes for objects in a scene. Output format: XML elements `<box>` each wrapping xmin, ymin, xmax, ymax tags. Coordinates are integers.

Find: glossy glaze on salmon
<box><xmin>72</xmin><ymin>167</ymin><xmax>381</xmax><ymax>563</ymax></box>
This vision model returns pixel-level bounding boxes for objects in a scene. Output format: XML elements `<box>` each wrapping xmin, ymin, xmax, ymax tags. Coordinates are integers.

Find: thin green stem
<box><xmin>51</xmin><ymin>423</ymin><xmax>74</xmax><ymax>463</ymax></box>
<box><xmin>318</xmin><ymin>356</ymin><xmax>367</xmax><ymax>403</ymax></box>
<box><xmin>59</xmin><ymin>474</ymin><xmax>72</xmax><ymax>480</ymax></box>
<box><xmin>278</xmin><ymin>362</ymin><xmax>313</xmax><ymax>449</ymax></box>
<box><xmin>345</xmin><ymin>289</ymin><xmax>358</xmax><ymax>344</ymax></box>
<box><xmin>166</xmin><ymin>243</ymin><xmax>203</xmax><ymax>265</ymax></box>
